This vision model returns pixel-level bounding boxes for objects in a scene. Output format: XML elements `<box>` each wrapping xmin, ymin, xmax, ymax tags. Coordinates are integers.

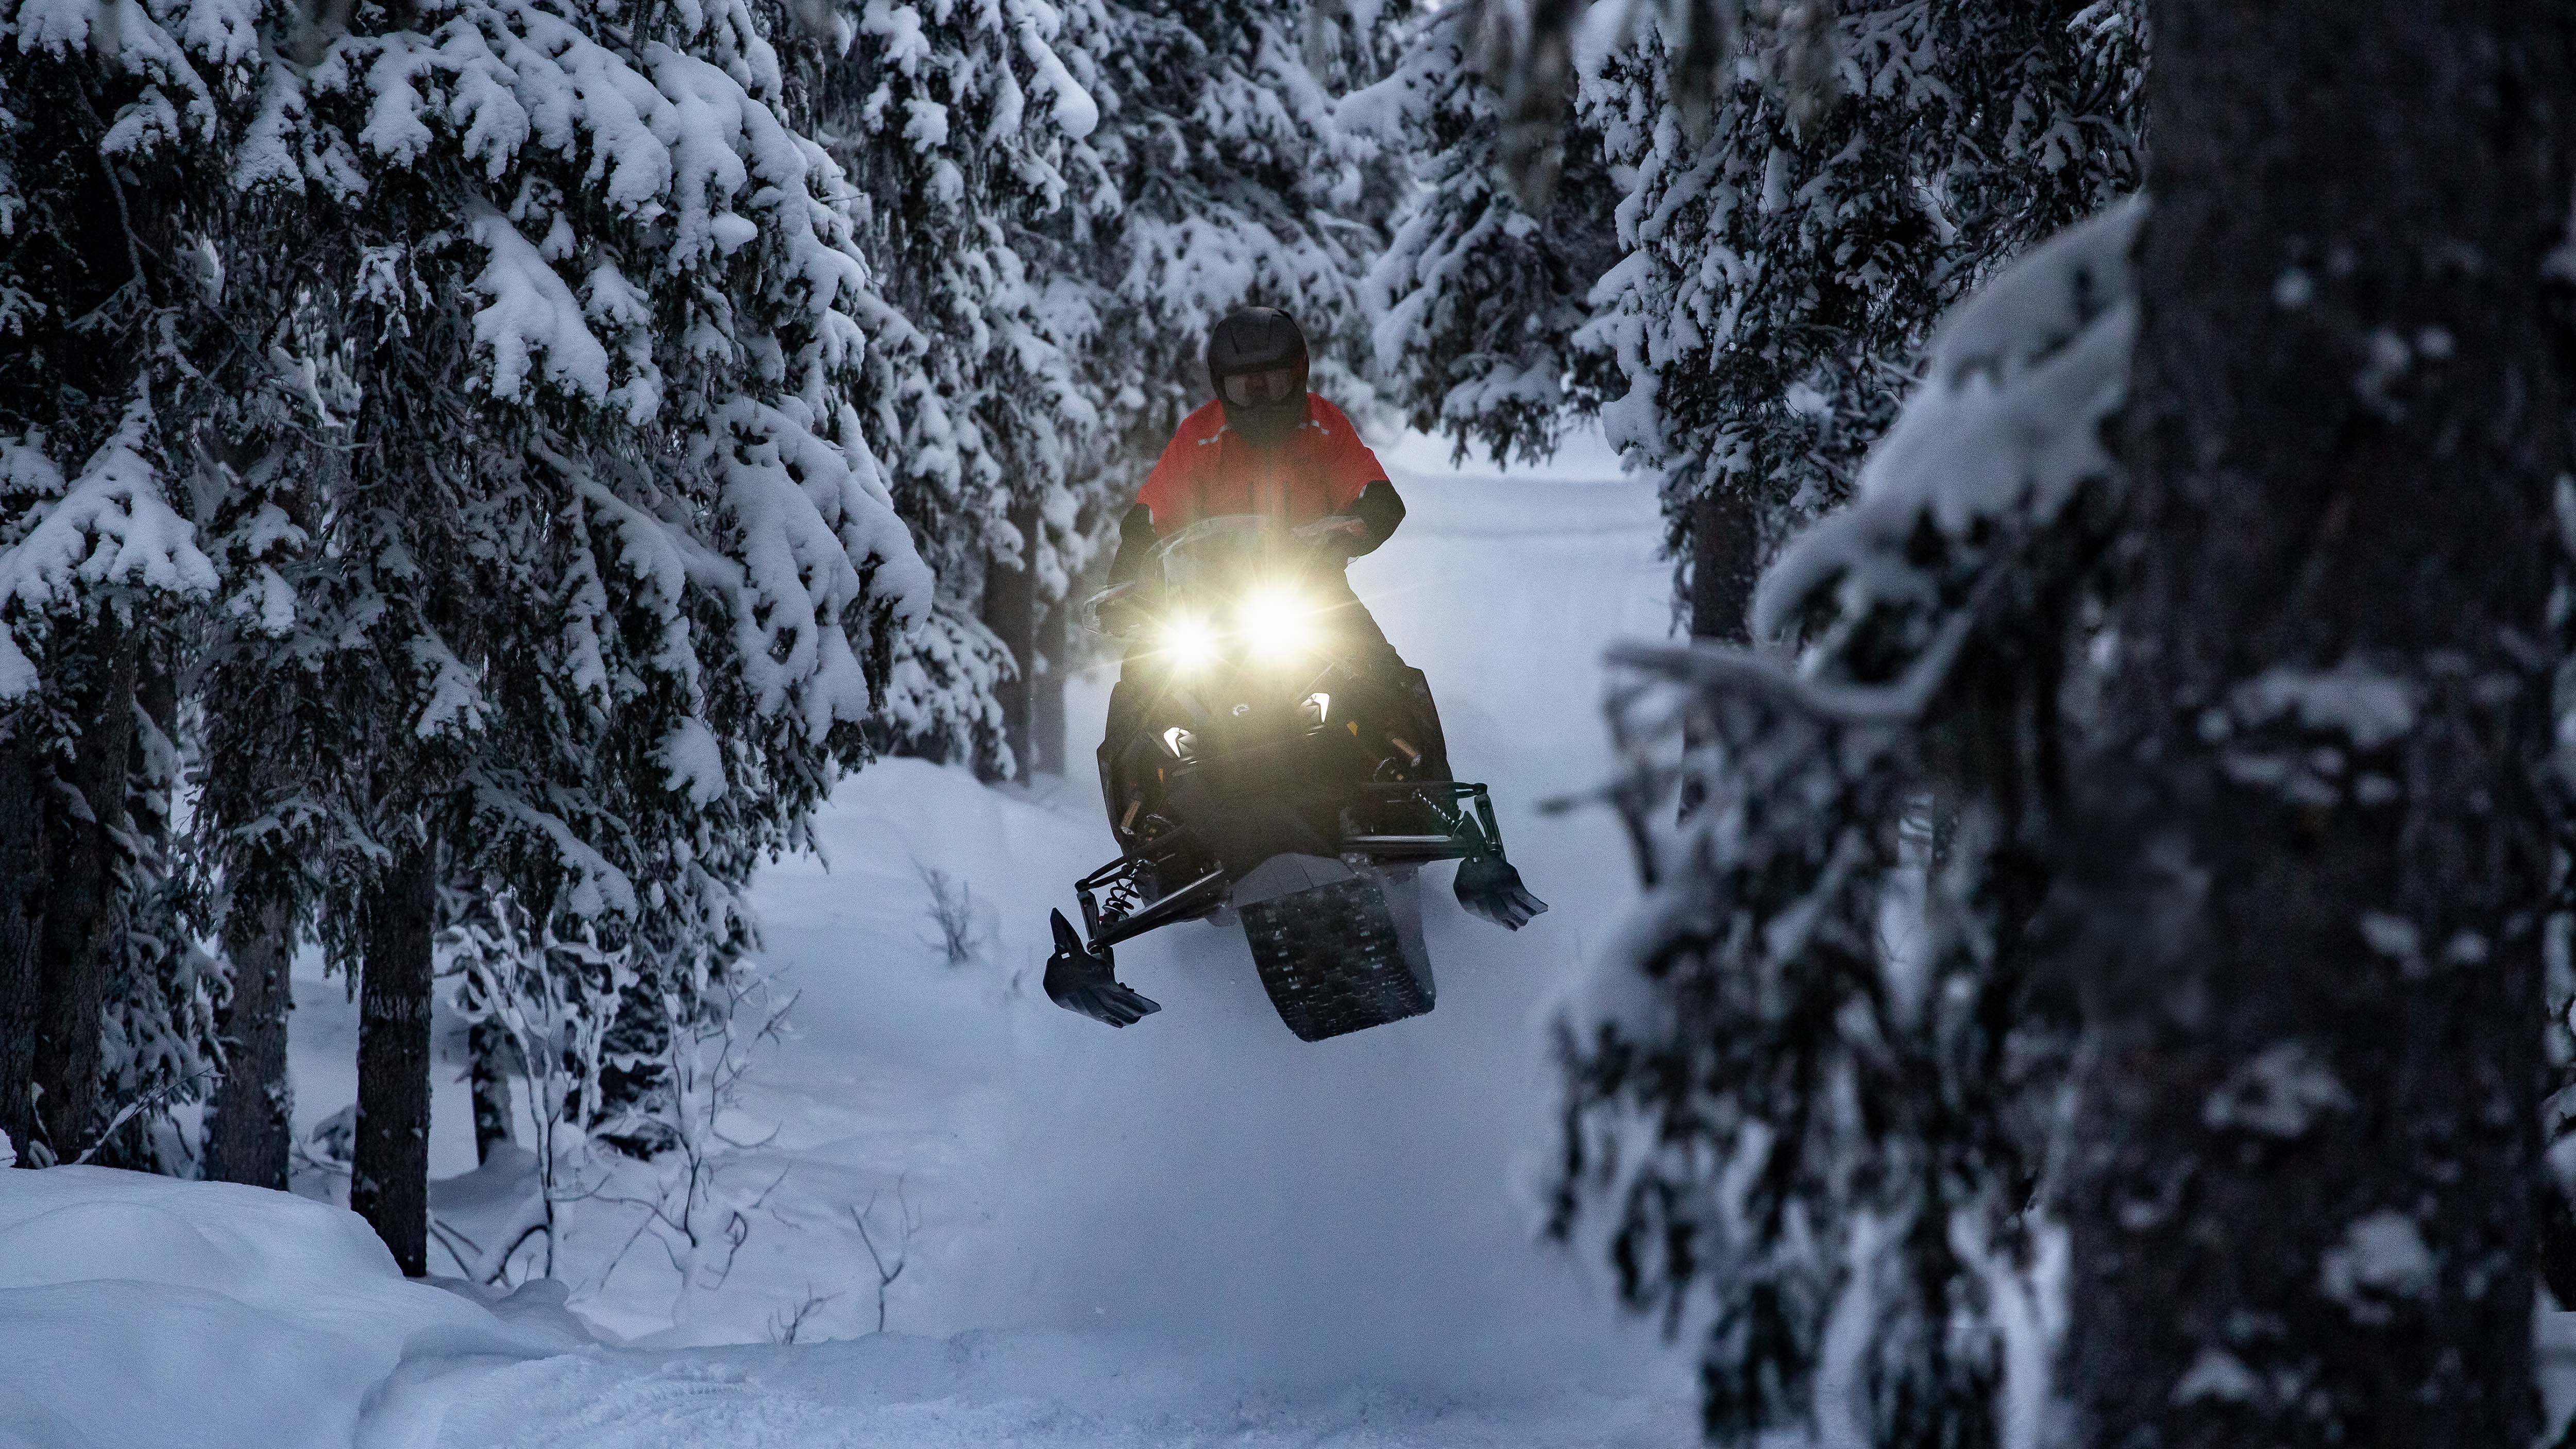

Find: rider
<box><xmin>1107</xmin><ymin>307</ymin><xmax>1408</xmax><ymax>663</ymax></box>
<box><xmin>1098</xmin><ymin>305</ymin><xmax>1544</xmax><ymax>930</ymax></box>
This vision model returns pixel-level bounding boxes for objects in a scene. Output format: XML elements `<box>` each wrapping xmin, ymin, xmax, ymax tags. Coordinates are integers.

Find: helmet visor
<box><xmin>1221</xmin><ymin>366</ymin><xmax>1301</xmax><ymax>408</ymax></box>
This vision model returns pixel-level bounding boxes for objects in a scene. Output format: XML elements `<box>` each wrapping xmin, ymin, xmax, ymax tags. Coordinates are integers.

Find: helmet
<box><xmin>1206</xmin><ymin>306</ymin><xmax>1309</xmax><ymax>445</ymax></box>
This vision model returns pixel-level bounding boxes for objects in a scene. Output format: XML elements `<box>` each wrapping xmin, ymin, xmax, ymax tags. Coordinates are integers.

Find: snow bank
<box><xmin>0</xmin><ymin>1167</ymin><xmax>580</xmax><ymax>1448</ymax></box>
<box><xmin>0</xmin><ymin>1166</ymin><xmax>1691</xmax><ymax>1448</ymax></box>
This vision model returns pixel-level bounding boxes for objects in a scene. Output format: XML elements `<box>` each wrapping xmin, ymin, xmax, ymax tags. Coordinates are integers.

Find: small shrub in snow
<box><xmin>766</xmin><ymin>1287</ymin><xmax>840</xmax><ymax>1345</ymax></box>
<box><xmin>916</xmin><ymin>862</ymin><xmax>984</xmax><ymax>968</ymax></box>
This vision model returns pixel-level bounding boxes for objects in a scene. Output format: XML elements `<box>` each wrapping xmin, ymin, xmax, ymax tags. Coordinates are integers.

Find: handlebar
<box><xmin>1077</xmin><ymin>513</ymin><xmax>1359</xmax><ymax>639</ymax></box>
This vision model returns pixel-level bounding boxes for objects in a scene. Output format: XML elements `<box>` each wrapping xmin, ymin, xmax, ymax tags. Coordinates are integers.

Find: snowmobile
<box><xmin>1043</xmin><ymin>515</ymin><xmax>1543</xmax><ymax>1042</ymax></box>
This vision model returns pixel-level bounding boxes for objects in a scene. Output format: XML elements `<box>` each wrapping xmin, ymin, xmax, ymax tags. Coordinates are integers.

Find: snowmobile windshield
<box><xmin>1074</xmin><ymin>516</ymin><xmax>1325</xmax><ymax>640</ymax></box>
<box><xmin>1148</xmin><ymin>516</ymin><xmax>1316</xmax><ymax>598</ymax></box>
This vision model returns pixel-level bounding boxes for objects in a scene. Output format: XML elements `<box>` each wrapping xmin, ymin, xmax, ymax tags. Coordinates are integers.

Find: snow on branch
<box><xmin>466</xmin><ymin>200</ymin><xmax>613</xmax><ymax>404</ymax></box>
<box><xmin>303</xmin><ymin>0</ymin><xmax>934</xmax><ymax>734</ymax></box>
<box><xmin>1552</xmin><ymin>196</ymin><xmax>2146</xmax><ymax>1448</ymax></box>
<box><xmin>1754</xmin><ymin>195</ymin><xmax>2144</xmax><ymax>688</ymax></box>
<box><xmin>9</xmin><ymin>0</ymin><xmax>260</xmax><ymax>149</ymax></box>
<box><xmin>704</xmin><ymin>396</ymin><xmax>919</xmax><ymax>735</ymax></box>
<box><xmin>0</xmin><ymin>402</ymin><xmax>216</xmax><ymax>698</ymax></box>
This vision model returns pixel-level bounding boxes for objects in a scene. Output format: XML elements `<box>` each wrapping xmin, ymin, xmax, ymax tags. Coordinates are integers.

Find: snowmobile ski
<box><xmin>1044</xmin><ymin>909</ymin><xmax>1162</xmax><ymax>1028</ymax></box>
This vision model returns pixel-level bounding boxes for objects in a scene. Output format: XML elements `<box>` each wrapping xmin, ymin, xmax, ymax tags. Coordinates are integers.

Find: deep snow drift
<box><xmin>0</xmin><ymin>1167</ymin><xmax>589</xmax><ymax>1447</ymax></box>
<box><xmin>0</xmin><ymin>435</ymin><xmax>1701</xmax><ymax>1445</ymax></box>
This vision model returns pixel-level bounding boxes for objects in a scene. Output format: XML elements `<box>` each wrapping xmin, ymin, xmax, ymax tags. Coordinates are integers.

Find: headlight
<box><xmin>1236</xmin><ymin>587</ymin><xmax>1313</xmax><ymax>661</ymax></box>
<box><xmin>1161</xmin><ymin>613</ymin><xmax>1218</xmax><ymax>671</ymax></box>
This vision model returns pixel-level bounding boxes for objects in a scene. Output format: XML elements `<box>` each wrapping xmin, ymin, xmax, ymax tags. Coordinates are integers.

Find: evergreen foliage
<box><xmin>0</xmin><ymin>0</ymin><xmax>270</xmax><ymax>1163</ymax></box>
<box><xmin>805</xmin><ymin>0</ymin><xmax>1112</xmax><ymax>773</ymax></box>
<box><xmin>1345</xmin><ymin>2</ymin><xmax>1620</xmax><ymax>466</ymax></box>
<box><xmin>193</xmin><ymin>0</ymin><xmax>935</xmax><ymax>1167</ymax></box>
<box><xmin>1551</xmin><ymin>201</ymin><xmax>2141</xmax><ymax>1446</ymax></box>
<box><xmin>1370</xmin><ymin>0</ymin><xmax>2142</xmax><ymax>590</ymax></box>
<box><xmin>806</xmin><ymin>0</ymin><xmax>1400</xmax><ymax>776</ymax></box>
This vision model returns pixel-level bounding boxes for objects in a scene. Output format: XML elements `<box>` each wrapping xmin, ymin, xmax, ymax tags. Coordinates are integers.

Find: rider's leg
<box><xmin>1098</xmin><ymin>662</ymin><xmax>1149</xmax><ymax>846</ymax></box>
<box><xmin>1323</xmin><ymin>583</ymin><xmax>1544</xmax><ymax>929</ymax></box>
<box><xmin>1320</xmin><ymin>583</ymin><xmax>1453</xmax><ymax>782</ymax></box>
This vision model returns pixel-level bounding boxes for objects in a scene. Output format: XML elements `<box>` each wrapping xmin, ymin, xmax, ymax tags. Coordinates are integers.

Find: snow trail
<box><xmin>958</xmin><ymin>458</ymin><xmax>1674</xmax><ymax>1392</ymax></box>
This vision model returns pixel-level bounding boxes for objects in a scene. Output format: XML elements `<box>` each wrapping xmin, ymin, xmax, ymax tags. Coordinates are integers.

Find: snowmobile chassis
<box><xmin>1055</xmin><ymin>780</ymin><xmax>1511</xmax><ymax>1042</ymax></box>
<box><xmin>1043</xmin><ymin>514</ymin><xmax>1546</xmax><ymax>1040</ymax></box>
<box><xmin>1070</xmin><ymin>780</ymin><xmax>1506</xmax><ymax>950</ymax></box>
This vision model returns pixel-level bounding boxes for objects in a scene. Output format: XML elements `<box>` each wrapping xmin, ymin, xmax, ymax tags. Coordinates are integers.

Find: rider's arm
<box><xmin>1345</xmin><ymin>479</ymin><xmax>1404</xmax><ymax>557</ymax></box>
<box><xmin>1306</xmin><ymin>397</ymin><xmax>1400</xmax><ymax>557</ymax></box>
<box><xmin>1107</xmin><ymin>502</ymin><xmax>1158</xmax><ymax>585</ymax></box>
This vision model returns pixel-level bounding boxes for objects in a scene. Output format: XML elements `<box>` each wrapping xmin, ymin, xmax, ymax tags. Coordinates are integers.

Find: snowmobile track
<box><xmin>1242</xmin><ymin>875</ymin><xmax>1434</xmax><ymax>1042</ymax></box>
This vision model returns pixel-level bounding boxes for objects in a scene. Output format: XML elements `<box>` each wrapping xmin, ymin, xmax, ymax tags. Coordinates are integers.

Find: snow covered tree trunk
<box><xmin>206</xmin><ymin>895</ymin><xmax>293</xmax><ymax>1191</ymax></box>
<box><xmin>1032</xmin><ymin>599</ymin><xmax>1067</xmax><ymax>777</ymax></box>
<box><xmin>2058</xmin><ymin>5</ymin><xmax>2576</xmax><ymax>1443</ymax></box>
<box><xmin>352</xmin><ymin>839</ymin><xmax>437</xmax><ymax>1275</ymax></box>
<box><xmin>0</xmin><ymin>733</ymin><xmax>41</xmax><ymax>1161</ymax></box>
<box><xmin>468</xmin><ymin>1019</ymin><xmax>513</xmax><ymax>1166</ymax></box>
<box><xmin>981</xmin><ymin>504</ymin><xmax>1041</xmax><ymax>782</ymax></box>
<box><xmin>32</xmin><ymin>627</ymin><xmax>137</xmax><ymax>1161</ymax></box>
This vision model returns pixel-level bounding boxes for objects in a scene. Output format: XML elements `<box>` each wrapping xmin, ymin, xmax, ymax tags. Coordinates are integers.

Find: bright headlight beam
<box><xmin>1237</xmin><ymin>587</ymin><xmax>1311</xmax><ymax>660</ymax></box>
<box><xmin>1162</xmin><ymin>613</ymin><xmax>1218</xmax><ymax>671</ymax></box>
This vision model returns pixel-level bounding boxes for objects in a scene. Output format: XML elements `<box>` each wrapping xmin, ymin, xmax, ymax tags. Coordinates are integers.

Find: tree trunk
<box><xmin>1687</xmin><ymin>485</ymin><xmax>1760</xmax><ymax>644</ymax></box>
<box><xmin>0</xmin><ymin>729</ymin><xmax>45</xmax><ymax>1162</ymax></box>
<box><xmin>352</xmin><ymin>836</ymin><xmax>436</xmax><ymax>1274</ymax></box>
<box><xmin>1031</xmin><ymin>596</ymin><xmax>1067</xmax><ymax>776</ymax></box>
<box><xmin>205</xmin><ymin>893</ymin><xmax>294</xmax><ymax>1190</ymax></box>
<box><xmin>468</xmin><ymin>1017</ymin><xmax>514</xmax><ymax>1165</ymax></box>
<box><xmin>2058</xmin><ymin>6</ymin><xmax>2575</xmax><ymax>1446</ymax></box>
<box><xmin>981</xmin><ymin>503</ymin><xmax>1039</xmax><ymax>781</ymax></box>
<box><xmin>32</xmin><ymin>624</ymin><xmax>137</xmax><ymax>1163</ymax></box>
<box><xmin>1675</xmin><ymin>485</ymin><xmax>1765</xmax><ymax>820</ymax></box>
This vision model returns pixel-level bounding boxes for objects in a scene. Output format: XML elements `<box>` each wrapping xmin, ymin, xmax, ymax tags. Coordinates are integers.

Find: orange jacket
<box><xmin>1136</xmin><ymin>395</ymin><xmax>1387</xmax><ymax>531</ymax></box>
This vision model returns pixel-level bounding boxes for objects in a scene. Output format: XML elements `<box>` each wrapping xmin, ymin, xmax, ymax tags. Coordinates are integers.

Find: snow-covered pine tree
<box><xmin>189</xmin><ymin>0</ymin><xmax>929</xmax><ymax>1260</ymax></box>
<box><xmin>0</xmin><ymin>0</ymin><xmax>262</xmax><ymax>1165</ymax></box>
<box><xmin>1074</xmin><ymin>0</ymin><xmax>1398</xmax><ymax>496</ymax></box>
<box><xmin>1373</xmin><ymin>0</ymin><xmax>2141</xmax><ymax>639</ymax></box>
<box><xmin>1554</xmin><ymin>5</ymin><xmax>2576</xmax><ymax>1443</ymax></box>
<box><xmin>803</xmin><ymin>0</ymin><xmax>1115</xmax><ymax>778</ymax></box>
<box><xmin>96</xmin><ymin>660</ymin><xmax>225</xmax><ymax>1171</ymax></box>
<box><xmin>1550</xmin><ymin>199</ymin><xmax>2142</xmax><ymax>1448</ymax></box>
<box><xmin>1604</xmin><ymin>0</ymin><xmax>2140</xmax><ymax>639</ymax></box>
<box><xmin>1343</xmin><ymin>1</ymin><xmax>1623</xmax><ymax>468</ymax></box>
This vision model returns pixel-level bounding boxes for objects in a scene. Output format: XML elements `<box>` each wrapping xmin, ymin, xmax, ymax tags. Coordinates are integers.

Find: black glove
<box><xmin>1295</xmin><ymin>514</ymin><xmax>1369</xmax><ymax>560</ymax></box>
<box><xmin>1089</xmin><ymin>580</ymin><xmax>1147</xmax><ymax>638</ymax></box>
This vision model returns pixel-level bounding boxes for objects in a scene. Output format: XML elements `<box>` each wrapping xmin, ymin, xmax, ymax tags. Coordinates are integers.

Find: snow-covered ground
<box><xmin>1</xmin><ymin>436</ymin><xmax>1703</xmax><ymax>1445</ymax></box>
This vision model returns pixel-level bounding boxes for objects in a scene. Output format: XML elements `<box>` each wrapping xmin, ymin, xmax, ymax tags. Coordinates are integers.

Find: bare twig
<box><xmin>427</xmin><ymin>1216</ymin><xmax>485</xmax><ymax>1278</ymax></box>
<box><xmin>849</xmin><ymin>1177</ymin><xmax>920</xmax><ymax>1334</ymax></box>
<box><xmin>916</xmin><ymin>861</ymin><xmax>984</xmax><ymax>967</ymax></box>
<box><xmin>768</xmin><ymin>1287</ymin><xmax>839</xmax><ymax>1345</ymax></box>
